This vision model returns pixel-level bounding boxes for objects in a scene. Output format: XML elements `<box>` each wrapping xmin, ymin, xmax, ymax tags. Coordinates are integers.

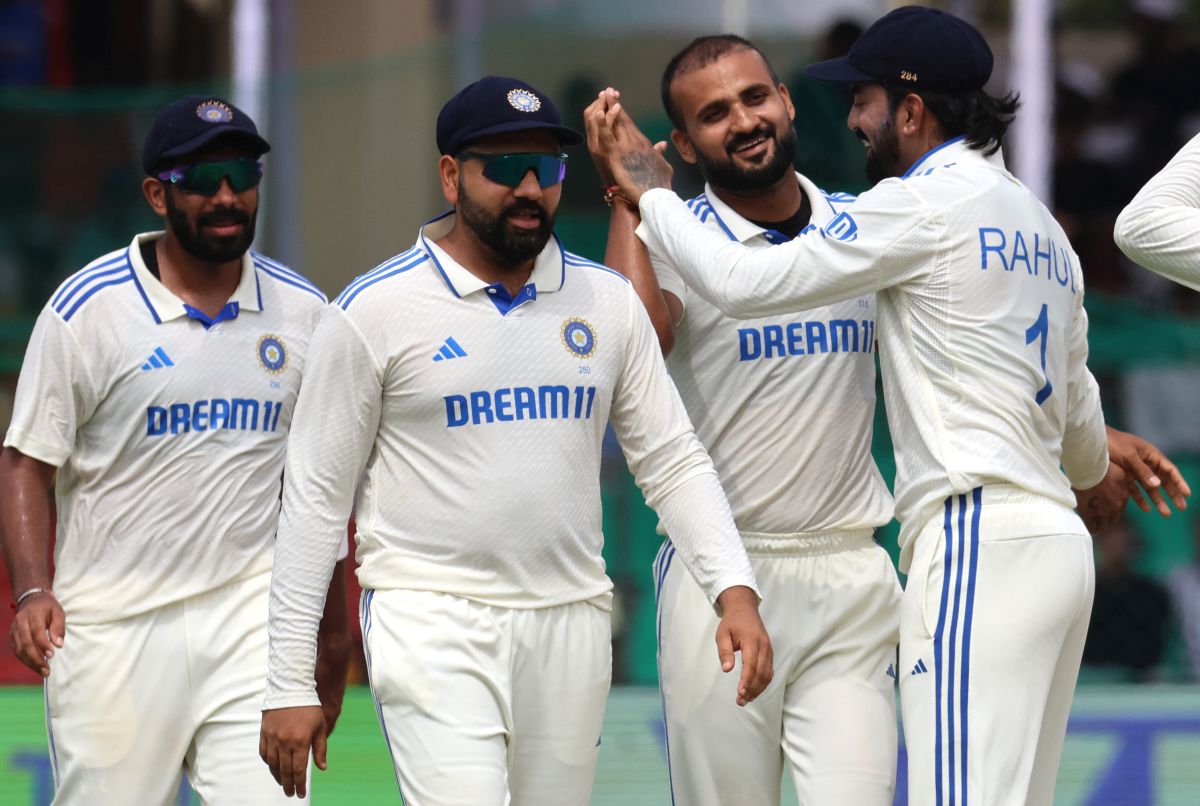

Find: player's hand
<box><xmin>260</xmin><ymin>706</ymin><xmax>326</xmax><ymax>798</ymax></box>
<box><xmin>1105</xmin><ymin>426</ymin><xmax>1190</xmax><ymax>516</ymax></box>
<box><xmin>585</xmin><ymin>87</ymin><xmax>672</xmax><ymax>205</ymax></box>
<box><xmin>1075</xmin><ymin>462</ymin><xmax>1130</xmax><ymax>534</ymax></box>
<box><xmin>714</xmin><ymin>585</ymin><xmax>773</xmax><ymax>707</ymax></box>
<box><xmin>8</xmin><ymin>591</ymin><xmax>64</xmax><ymax>678</ymax></box>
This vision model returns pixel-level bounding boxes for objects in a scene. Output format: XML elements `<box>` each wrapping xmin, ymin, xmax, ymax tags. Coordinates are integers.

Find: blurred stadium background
<box><xmin>3</xmin><ymin>0</ymin><xmax>1200</xmax><ymax>803</ymax></box>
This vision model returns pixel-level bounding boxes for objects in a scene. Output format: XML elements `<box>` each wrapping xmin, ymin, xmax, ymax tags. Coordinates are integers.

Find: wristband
<box><xmin>14</xmin><ymin>587</ymin><xmax>54</xmax><ymax>609</ymax></box>
<box><xmin>602</xmin><ymin>184</ymin><xmax>630</xmax><ymax>207</ymax></box>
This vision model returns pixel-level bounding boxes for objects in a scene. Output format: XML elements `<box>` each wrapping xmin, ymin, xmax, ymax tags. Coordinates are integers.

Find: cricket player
<box><xmin>258</xmin><ymin>76</ymin><xmax>771</xmax><ymax>806</ymax></box>
<box><xmin>586</xmin><ymin>36</ymin><xmax>899</xmax><ymax>805</ymax></box>
<box><xmin>589</xmin><ymin>7</ymin><xmax>1187</xmax><ymax>805</ymax></box>
<box><xmin>0</xmin><ymin>95</ymin><xmax>351</xmax><ymax>805</ymax></box>
<box><xmin>1114</xmin><ymin>131</ymin><xmax>1200</xmax><ymax>290</ymax></box>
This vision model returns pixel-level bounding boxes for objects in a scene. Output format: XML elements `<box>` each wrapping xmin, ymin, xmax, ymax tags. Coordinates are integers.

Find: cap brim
<box><xmin>455</xmin><ymin>120</ymin><xmax>584</xmax><ymax>153</ymax></box>
<box><xmin>159</xmin><ymin>127</ymin><xmax>271</xmax><ymax>167</ymax></box>
<box><xmin>804</xmin><ymin>56</ymin><xmax>878</xmax><ymax>85</ymax></box>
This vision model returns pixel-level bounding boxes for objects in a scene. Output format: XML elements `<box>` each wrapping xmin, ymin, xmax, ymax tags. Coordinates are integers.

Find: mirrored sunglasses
<box><xmin>157</xmin><ymin>158</ymin><xmax>264</xmax><ymax>195</ymax></box>
<box><xmin>457</xmin><ymin>151</ymin><xmax>568</xmax><ymax>188</ymax></box>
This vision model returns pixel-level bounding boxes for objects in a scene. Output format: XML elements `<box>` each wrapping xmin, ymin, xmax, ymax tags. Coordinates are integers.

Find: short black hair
<box><xmin>886</xmin><ymin>86</ymin><xmax>1020</xmax><ymax>157</ymax></box>
<box><xmin>661</xmin><ymin>35</ymin><xmax>781</xmax><ymax>130</ymax></box>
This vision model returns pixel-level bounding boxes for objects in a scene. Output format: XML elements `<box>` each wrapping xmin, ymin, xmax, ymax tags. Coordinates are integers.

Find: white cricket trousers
<box><xmin>44</xmin><ymin>570</ymin><xmax>302</xmax><ymax>805</ymax></box>
<box><xmin>656</xmin><ymin>530</ymin><xmax>901</xmax><ymax>806</ymax></box>
<box><xmin>361</xmin><ymin>588</ymin><xmax>611</xmax><ymax>805</ymax></box>
<box><xmin>900</xmin><ymin>486</ymin><xmax>1094</xmax><ymax>806</ymax></box>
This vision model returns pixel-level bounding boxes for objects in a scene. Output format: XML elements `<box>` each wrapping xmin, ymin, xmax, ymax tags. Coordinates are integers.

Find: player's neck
<box><xmin>710</xmin><ymin>173</ymin><xmax>805</xmax><ymax>226</ymax></box>
<box><xmin>437</xmin><ymin>225</ymin><xmax>535</xmax><ymax>298</ymax></box>
<box><xmin>155</xmin><ymin>236</ymin><xmax>244</xmax><ymax>319</ymax></box>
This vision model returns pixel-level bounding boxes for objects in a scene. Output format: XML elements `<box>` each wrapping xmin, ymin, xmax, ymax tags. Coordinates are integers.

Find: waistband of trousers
<box><xmin>739</xmin><ymin>528</ymin><xmax>877</xmax><ymax>557</ymax></box>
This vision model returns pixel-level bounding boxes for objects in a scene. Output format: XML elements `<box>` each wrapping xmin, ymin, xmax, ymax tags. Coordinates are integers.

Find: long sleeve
<box><xmin>608</xmin><ymin>287</ymin><xmax>757</xmax><ymax>605</ymax></box>
<box><xmin>264</xmin><ymin>306</ymin><xmax>384</xmax><ymax>709</ymax></box>
<box><xmin>636</xmin><ymin>185</ymin><xmax>933</xmax><ymax>318</ymax></box>
<box><xmin>1114</xmin><ymin>133</ymin><xmax>1200</xmax><ymax>292</ymax></box>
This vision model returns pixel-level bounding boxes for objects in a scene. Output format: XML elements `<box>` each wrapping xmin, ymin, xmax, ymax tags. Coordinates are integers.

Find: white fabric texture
<box><xmin>264</xmin><ymin>215</ymin><xmax>757</xmax><ymax>709</ymax></box>
<box><xmin>4</xmin><ymin>232</ymin><xmax>327</xmax><ymax>622</ymax></box>
<box><xmin>1114</xmin><ymin>131</ymin><xmax>1200</xmax><ymax>292</ymax></box>
<box><xmin>637</xmin><ymin>139</ymin><xmax>1109</xmax><ymax>567</ymax></box>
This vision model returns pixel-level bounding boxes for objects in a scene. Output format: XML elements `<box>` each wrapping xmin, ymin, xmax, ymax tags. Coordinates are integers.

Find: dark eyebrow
<box><xmin>696</xmin><ymin>99</ymin><xmax>729</xmax><ymax>119</ymax></box>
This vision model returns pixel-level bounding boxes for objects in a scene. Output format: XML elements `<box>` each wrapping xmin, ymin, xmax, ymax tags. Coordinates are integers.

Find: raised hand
<box><xmin>584</xmin><ymin>88</ymin><xmax>673</xmax><ymax>204</ymax></box>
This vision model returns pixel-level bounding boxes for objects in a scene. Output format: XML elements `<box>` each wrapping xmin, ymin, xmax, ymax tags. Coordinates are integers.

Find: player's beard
<box><xmin>697</xmin><ymin>124</ymin><xmax>798</xmax><ymax>194</ymax></box>
<box><xmin>165</xmin><ymin>192</ymin><xmax>257</xmax><ymax>264</ymax></box>
<box><xmin>860</xmin><ymin>114</ymin><xmax>903</xmax><ymax>186</ymax></box>
<box><xmin>457</xmin><ymin>181</ymin><xmax>555</xmax><ymax>268</ymax></box>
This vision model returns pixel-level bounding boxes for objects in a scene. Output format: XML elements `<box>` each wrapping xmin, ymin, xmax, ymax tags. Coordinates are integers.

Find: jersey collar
<box><xmin>416</xmin><ymin>210</ymin><xmax>567</xmax><ymax>301</ymax></box>
<box><xmin>128</xmin><ymin>231</ymin><xmax>263</xmax><ymax>324</ymax></box>
<box><xmin>898</xmin><ymin>136</ymin><xmax>1007</xmax><ymax>179</ymax></box>
<box><xmin>700</xmin><ymin>171</ymin><xmax>844</xmax><ymax>244</ymax></box>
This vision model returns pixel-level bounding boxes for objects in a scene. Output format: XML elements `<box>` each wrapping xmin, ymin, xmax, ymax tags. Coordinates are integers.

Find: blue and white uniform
<box><xmin>637</xmin><ymin>138</ymin><xmax>1109</xmax><ymax>806</ymax></box>
<box><xmin>262</xmin><ymin>213</ymin><xmax>758</xmax><ymax>806</ymax></box>
<box><xmin>1115</xmin><ymin>131</ymin><xmax>1200</xmax><ymax>291</ymax></box>
<box><xmin>4</xmin><ymin>232</ymin><xmax>328</xmax><ymax>805</ymax></box>
<box><xmin>640</xmin><ymin>175</ymin><xmax>900</xmax><ymax>806</ymax></box>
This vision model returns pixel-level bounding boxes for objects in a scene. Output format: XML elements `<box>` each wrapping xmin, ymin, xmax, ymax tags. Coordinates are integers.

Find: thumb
<box><xmin>313</xmin><ymin>724</ymin><xmax>328</xmax><ymax>771</ymax></box>
<box><xmin>715</xmin><ymin>624</ymin><xmax>736</xmax><ymax>673</ymax></box>
<box><xmin>49</xmin><ymin>605</ymin><xmax>66</xmax><ymax>647</ymax></box>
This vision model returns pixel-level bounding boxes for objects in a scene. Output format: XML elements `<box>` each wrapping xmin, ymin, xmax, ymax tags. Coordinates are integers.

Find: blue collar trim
<box><xmin>485</xmin><ymin>283</ymin><xmax>537</xmax><ymax>316</ymax></box>
<box><xmin>184</xmin><ymin>301</ymin><xmax>240</xmax><ymax>329</ymax></box>
<box><xmin>901</xmin><ymin>136</ymin><xmax>966</xmax><ymax>179</ymax></box>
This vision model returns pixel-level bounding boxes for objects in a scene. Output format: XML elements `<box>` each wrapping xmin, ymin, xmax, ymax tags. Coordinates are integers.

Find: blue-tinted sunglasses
<box><xmin>457</xmin><ymin>151</ymin><xmax>568</xmax><ymax>188</ymax></box>
<box><xmin>157</xmin><ymin>158</ymin><xmax>264</xmax><ymax>195</ymax></box>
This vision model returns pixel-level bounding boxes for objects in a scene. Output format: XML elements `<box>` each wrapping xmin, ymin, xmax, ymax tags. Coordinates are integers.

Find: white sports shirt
<box><xmin>263</xmin><ymin>213</ymin><xmax>757</xmax><ymax>709</ymax></box>
<box><xmin>1114</xmin><ymin>132</ymin><xmax>1200</xmax><ymax>291</ymax></box>
<box><xmin>637</xmin><ymin>138</ymin><xmax>1109</xmax><ymax>568</ymax></box>
<box><xmin>4</xmin><ymin>232</ymin><xmax>327</xmax><ymax>623</ymax></box>
<box><xmin>641</xmin><ymin>173</ymin><xmax>893</xmax><ymax>537</ymax></box>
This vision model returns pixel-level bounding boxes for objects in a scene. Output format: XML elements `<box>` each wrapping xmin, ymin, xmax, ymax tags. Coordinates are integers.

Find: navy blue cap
<box><xmin>142</xmin><ymin>95</ymin><xmax>271</xmax><ymax>175</ymax></box>
<box><xmin>805</xmin><ymin>6</ymin><xmax>993</xmax><ymax>93</ymax></box>
<box><xmin>436</xmin><ymin>76</ymin><xmax>583</xmax><ymax>156</ymax></box>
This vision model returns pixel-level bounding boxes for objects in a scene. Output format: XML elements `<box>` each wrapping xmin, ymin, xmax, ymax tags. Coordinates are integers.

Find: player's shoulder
<box><xmin>250</xmin><ymin>252</ymin><xmax>327</xmax><ymax>306</ymax></box>
<box><xmin>332</xmin><ymin>246</ymin><xmax>432</xmax><ymax>311</ymax></box>
<box><xmin>561</xmin><ymin>250</ymin><xmax>630</xmax><ymax>288</ymax></box>
<box><xmin>47</xmin><ymin>245</ymin><xmax>136</xmax><ymax>324</ymax></box>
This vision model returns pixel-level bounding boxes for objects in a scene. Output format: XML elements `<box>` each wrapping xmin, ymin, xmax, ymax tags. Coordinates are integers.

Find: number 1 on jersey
<box><xmin>1025</xmin><ymin>303</ymin><xmax>1053</xmax><ymax>404</ymax></box>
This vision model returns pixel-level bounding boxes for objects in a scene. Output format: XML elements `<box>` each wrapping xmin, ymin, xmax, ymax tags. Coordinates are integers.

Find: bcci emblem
<box><xmin>507</xmin><ymin>88</ymin><xmax>542</xmax><ymax>113</ymax></box>
<box><xmin>196</xmin><ymin>100</ymin><xmax>234</xmax><ymax>124</ymax></box>
<box><xmin>258</xmin><ymin>334</ymin><xmax>287</xmax><ymax>374</ymax></box>
<box><xmin>561</xmin><ymin>318</ymin><xmax>596</xmax><ymax>358</ymax></box>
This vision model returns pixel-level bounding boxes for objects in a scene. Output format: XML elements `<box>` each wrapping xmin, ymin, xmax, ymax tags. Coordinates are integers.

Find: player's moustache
<box><xmin>198</xmin><ymin>207</ymin><xmax>250</xmax><ymax>228</ymax></box>
<box><xmin>726</xmin><ymin>126</ymin><xmax>775</xmax><ymax>155</ymax></box>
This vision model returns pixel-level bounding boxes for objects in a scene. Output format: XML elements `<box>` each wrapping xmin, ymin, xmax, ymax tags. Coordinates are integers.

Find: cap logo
<box><xmin>507</xmin><ymin>88</ymin><xmax>542</xmax><ymax>113</ymax></box>
<box><xmin>196</xmin><ymin>100</ymin><xmax>234</xmax><ymax>124</ymax></box>
<box><xmin>900</xmin><ymin>71</ymin><xmax>919</xmax><ymax>83</ymax></box>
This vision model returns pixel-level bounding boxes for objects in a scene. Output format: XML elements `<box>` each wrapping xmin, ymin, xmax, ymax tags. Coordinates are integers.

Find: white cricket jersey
<box><xmin>1114</xmin><ymin>132</ymin><xmax>1200</xmax><ymax>291</ymax></box>
<box><xmin>637</xmin><ymin>138</ymin><xmax>1109</xmax><ymax>568</ymax></box>
<box><xmin>639</xmin><ymin>173</ymin><xmax>893</xmax><ymax>536</ymax></box>
<box><xmin>4</xmin><ymin>232</ymin><xmax>327</xmax><ymax>623</ymax></box>
<box><xmin>264</xmin><ymin>213</ymin><xmax>756</xmax><ymax>709</ymax></box>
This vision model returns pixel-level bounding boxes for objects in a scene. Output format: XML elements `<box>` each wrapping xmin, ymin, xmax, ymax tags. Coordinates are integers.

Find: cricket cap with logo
<box><xmin>436</xmin><ymin>76</ymin><xmax>584</xmax><ymax>156</ymax></box>
<box><xmin>142</xmin><ymin>95</ymin><xmax>271</xmax><ymax>175</ymax></box>
<box><xmin>805</xmin><ymin>5</ymin><xmax>994</xmax><ymax>94</ymax></box>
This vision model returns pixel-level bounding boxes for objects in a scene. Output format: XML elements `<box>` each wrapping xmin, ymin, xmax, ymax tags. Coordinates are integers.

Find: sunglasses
<box><xmin>157</xmin><ymin>158</ymin><xmax>264</xmax><ymax>195</ymax></box>
<box><xmin>457</xmin><ymin>151</ymin><xmax>568</xmax><ymax>188</ymax></box>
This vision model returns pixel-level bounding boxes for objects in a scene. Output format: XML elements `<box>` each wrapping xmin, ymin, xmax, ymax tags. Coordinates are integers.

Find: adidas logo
<box><xmin>141</xmin><ymin>347</ymin><xmax>175</xmax><ymax>371</ymax></box>
<box><xmin>885</xmin><ymin>664</ymin><xmax>897</xmax><ymax>680</ymax></box>
<box><xmin>911</xmin><ymin>659</ymin><xmax>929</xmax><ymax>676</ymax></box>
<box><xmin>432</xmin><ymin>337</ymin><xmax>468</xmax><ymax>362</ymax></box>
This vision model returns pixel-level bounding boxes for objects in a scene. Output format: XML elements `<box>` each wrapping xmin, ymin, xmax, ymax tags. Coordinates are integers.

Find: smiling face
<box><xmin>848</xmin><ymin>83</ymin><xmax>905</xmax><ymax>186</ymax></box>
<box><xmin>441</xmin><ymin>129</ymin><xmax>563</xmax><ymax>271</ymax></box>
<box><xmin>144</xmin><ymin>142</ymin><xmax>260</xmax><ymax>265</ymax></box>
<box><xmin>668</xmin><ymin>47</ymin><xmax>798</xmax><ymax>194</ymax></box>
